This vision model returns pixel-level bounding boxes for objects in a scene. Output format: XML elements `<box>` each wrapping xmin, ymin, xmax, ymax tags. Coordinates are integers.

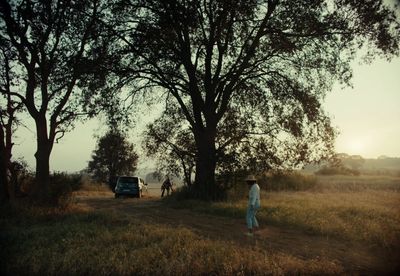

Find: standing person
<box><xmin>245</xmin><ymin>175</ymin><xmax>261</xmax><ymax>237</ymax></box>
<box><xmin>161</xmin><ymin>177</ymin><xmax>172</xmax><ymax>197</ymax></box>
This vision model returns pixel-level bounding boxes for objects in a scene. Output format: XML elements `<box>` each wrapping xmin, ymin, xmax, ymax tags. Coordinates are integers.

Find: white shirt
<box><xmin>248</xmin><ymin>183</ymin><xmax>260</xmax><ymax>208</ymax></box>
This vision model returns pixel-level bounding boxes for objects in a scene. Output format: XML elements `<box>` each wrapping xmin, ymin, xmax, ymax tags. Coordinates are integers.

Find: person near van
<box><xmin>161</xmin><ymin>177</ymin><xmax>172</xmax><ymax>197</ymax></box>
<box><xmin>245</xmin><ymin>175</ymin><xmax>261</xmax><ymax>237</ymax></box>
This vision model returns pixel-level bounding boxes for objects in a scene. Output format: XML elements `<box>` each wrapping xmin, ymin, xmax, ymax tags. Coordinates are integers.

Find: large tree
<box><xmin>0</xmin><ymin>38</ymin><xmax>22</xmax><ymax>202</ymax></box>
<box><xmin>88</xmin><ymin>129</ymin><xmax>139</xmax><ymax>189</ymax></box>
<box><xmin>108</xmin><ymin>0</ymin><xmax>399</xmax><ymax>200</ymax></box>
<box><xmin>0</xmin><ymin>0</ymin><xmax>109</xmax><ymax>202</ymax></box>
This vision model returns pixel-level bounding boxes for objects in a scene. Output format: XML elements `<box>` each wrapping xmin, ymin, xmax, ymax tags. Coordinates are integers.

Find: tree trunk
<box><xmin>193</xmin><ymin>127</ymin><xmax>224</xmax><ymax>200</ymax></box>
<box><xmin>183</xmin><ymin>165</ymin><xmax>193</xmax><ymax>187</ymax></box>
<box><xmin>0</xmin><ymin>128</ymin><xmax>10</xmax><ymax>203</ymax></box>
<box><xmin>31</xmin><ymin>118</ymin><xmax>52</xmax><ymax>203</ymax></box>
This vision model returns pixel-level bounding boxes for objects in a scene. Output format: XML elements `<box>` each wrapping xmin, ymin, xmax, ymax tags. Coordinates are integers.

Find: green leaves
<box><xmin>88</xmin><ymin>129</ymin><xmax>139</xmax><ymax>185</ymax></box>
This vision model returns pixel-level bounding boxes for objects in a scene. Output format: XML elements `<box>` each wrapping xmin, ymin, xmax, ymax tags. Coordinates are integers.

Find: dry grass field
<box><xmin>1</xmin><ymin>174</ymin><xmax>399</xmax><ymax>275</ymax></box>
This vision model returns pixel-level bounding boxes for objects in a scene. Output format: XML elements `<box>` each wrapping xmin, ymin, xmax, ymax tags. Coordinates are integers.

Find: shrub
<box><xmin>16</xmin><ymin>174</ymin><xmax>35</xmax><ymax>196</ymax></box>
<box><xmin>47</xmin><ymin>172</ymin><xmax>84</xmax><ymax>208</ymax></box>
<box><xmin>9</xmin><ymin>159</ymin><xmax>34</xmax><ymax>197</ymax></box>
<box><xmin>47</xmin><ymin>172</ymin><xmax>74</xmax><ymax>208</ymax></box>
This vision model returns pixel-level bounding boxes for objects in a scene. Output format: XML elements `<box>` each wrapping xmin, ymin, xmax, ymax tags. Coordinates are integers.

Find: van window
<box><xmin>118</xmin><ymin>177</ymin><xmax>138</xmax><ymax>184</ymax></box>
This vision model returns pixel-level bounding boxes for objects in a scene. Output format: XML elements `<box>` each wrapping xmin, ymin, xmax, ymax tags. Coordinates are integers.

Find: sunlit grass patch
<box><xmin>1</xmin><ymin>204</ymin><xmax>343</xmax><ymax>275</ymax></box>
<box><xmin>167</xmin><ymin>188</ymin><xmax>400</xmax><ymax>249</ymax></box>
<box><xmin>261</xmin><ymin>191</ymin><xmax>400</xmax><ymax>247</ymax></box>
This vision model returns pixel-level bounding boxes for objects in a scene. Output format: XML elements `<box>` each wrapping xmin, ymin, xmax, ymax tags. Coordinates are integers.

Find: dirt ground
<box><xmin>75</xmin><ymin>191</ymin><xmax>399</xmax><ymax>275</ymax></box>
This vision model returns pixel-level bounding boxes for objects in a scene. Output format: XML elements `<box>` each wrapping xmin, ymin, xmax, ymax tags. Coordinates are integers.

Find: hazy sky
<box><xmin>12</xmin><ymin>55</ymin><xmax>400</xmax><ymax>172</ymax></box>
<box><xmin>324</xmin><ymin>57</ymin><xmax>400</xmax><ymax>159</ymax></box>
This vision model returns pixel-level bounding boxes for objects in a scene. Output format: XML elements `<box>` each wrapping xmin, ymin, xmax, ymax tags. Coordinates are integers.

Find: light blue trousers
<box><xmin>246</xmin><ymin>205</ymin><xmax>259</xmax><ymax>229</ymax></box>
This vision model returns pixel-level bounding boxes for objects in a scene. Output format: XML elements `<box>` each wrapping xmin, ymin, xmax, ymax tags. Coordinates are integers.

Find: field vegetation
<box><xmin>1</xmin><ymin>201</ymin><xmax>342</xmax><ymax>275</ymax></box>
<box><xmin>1</xmin><ymin>172</ymin><xmax>399</xmax><ymax>274</ymax></box>
<box><xmin>168</xmin><ymin>174</ymin><xmax>400</xmax><ymax>248</ymax></box>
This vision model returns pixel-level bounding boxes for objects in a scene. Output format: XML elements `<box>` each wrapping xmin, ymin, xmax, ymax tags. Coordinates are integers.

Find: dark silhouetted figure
<box><xmin>161</xmin><ymin>177</ymin><xmax>173</xmax><ymax>197</ymax></box>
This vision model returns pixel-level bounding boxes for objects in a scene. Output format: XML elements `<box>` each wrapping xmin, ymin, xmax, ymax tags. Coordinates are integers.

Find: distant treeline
<box><xmin>304</xmin><ymin>155</ymin><xmax>400</xmax><ymax>175</ymax></box>
<box><xmin>361</xmin><ymin>157</ymin><xmax>400</xmax><ymax>170</ymax></box>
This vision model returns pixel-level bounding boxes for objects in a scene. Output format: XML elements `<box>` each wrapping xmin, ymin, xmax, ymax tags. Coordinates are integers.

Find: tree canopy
<box><xmin>104</xmin><ymin>0</ymin><xmax>399</xmax><ymax>199</ymax></box>
<box><xmin>88</xmin><ymin>129</ymin><xmax>139</xmax><ymax>189</ymax></box>
<box><xmin>0</xmin><ymin>0</ymin><xmax>110</xmax><ymax>202</ymax></box>
<box><xmin>1</xmin><ymin>0</ymin><xmax>399</xmax><ymax>202</ymax></box>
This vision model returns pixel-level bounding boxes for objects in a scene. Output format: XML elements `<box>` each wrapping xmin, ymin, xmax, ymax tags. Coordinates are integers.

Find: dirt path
<box><xmin>75</xmin><ymin>193</ymin><xmax>398</xmax><ymax>274</ymax></box>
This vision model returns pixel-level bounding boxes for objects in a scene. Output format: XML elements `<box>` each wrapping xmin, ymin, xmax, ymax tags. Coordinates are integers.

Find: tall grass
<box><xmin>259</xmin><ymin>171</ymin><xmax>318</xmax><ymax>191</ymax></box>
<box><xmin>3</xmin><ymin>174</ymin><xmax>399</xmax><ymax>274</ymax></box>
<box><xmin>73</xmin><ymin>176</ymin><xmax>111</xmax><ymax>197</ymax></box>
<box><xmin>314</xmin><ymin>174</ymin><xmax>400</xmax><ymax>192</ymax></box>
<box><xmin>168</xmin><ymin>175</ymin><xmax>400</xmax><ymax>249</ymax></box>
<box><xmin>262</xmin><ymin>191</ymin><xmax>400</xmax><ymax>248</ymax></box>
<box><xmin>0</xmin><ymin>204</ymin><xmax>342</xmax><ymax>275</ymax></box>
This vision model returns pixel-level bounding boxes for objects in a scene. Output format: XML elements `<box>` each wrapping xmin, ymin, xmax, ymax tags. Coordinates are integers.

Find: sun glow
<box><xmin>345</xmin><ymin>140</ymin><xmax>367</xmax><ymax>156</ymax></box>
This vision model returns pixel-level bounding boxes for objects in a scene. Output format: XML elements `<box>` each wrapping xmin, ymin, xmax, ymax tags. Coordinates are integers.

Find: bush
<box><xmin>16</xmin><ymin>174</ymin><xmax>35</xmax><ymax>196</ymax></box>
<box><xmin>48</xmin><ymin>173</ymin><xmax>75</xmax><ymax>208</ymax></box>
<box><xmin>46</xmin><ymin>172</ymin><xmax>84</xmax><ymax>208</ymax></box>
<box><xmin>9</xmin><ymin>159</ymin><xmax>34</xmax><ymax>197</ymax></box>
<box><xmin>259</xmin><ymin>171</ymin><xmax>317</xmax><ymax>191</ymax></box>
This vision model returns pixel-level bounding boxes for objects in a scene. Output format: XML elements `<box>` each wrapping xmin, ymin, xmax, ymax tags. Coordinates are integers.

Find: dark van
<box><xmin>114</xmin><ymin>176</ymin><xmax>145</xmax><ymax>198</ymax></box>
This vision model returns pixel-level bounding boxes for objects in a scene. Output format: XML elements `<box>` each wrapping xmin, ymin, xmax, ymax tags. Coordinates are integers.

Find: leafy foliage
<box><xmin>143</xmin><ymin>107</ymin><xmax>196</xmax><ymax>186</ymax></box>
<box><xmin>1</xmin><ymin>0</ymin><xmax>399</xmax><ymax>201</ymax></box>
<box><xmin>107</xmin><ymin>0</ymin><xmax>399</xmax><ymax>199</ymax></box>
<box><xmin>88</xmin><ymin>130</ymin><xmax>138</xmax><ymax>188</ymax></box>
<box><xmin>0</xmin><ymin>0</ymin><xmax>112</xmax><ymax>201</ymax></box>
